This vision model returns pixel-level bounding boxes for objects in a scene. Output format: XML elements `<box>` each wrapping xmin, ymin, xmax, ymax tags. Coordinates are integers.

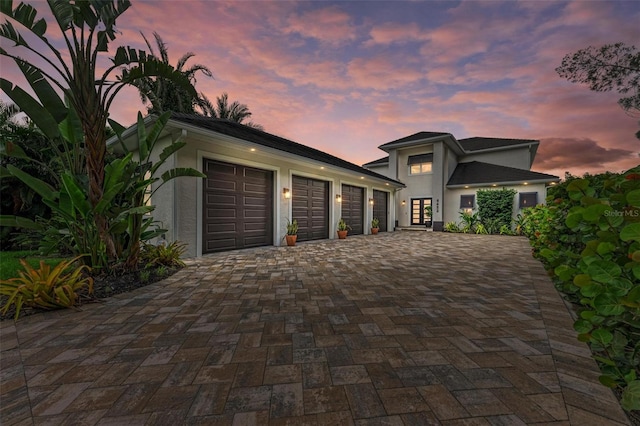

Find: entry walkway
<box><xmin>0</xmin><ymin>232</ymin><xmax>631</xmax><ymax>425</ymax></box>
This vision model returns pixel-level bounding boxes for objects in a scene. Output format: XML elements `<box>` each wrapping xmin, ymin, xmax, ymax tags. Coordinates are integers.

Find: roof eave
<box><xmin>379</xmin><ymin>134</ymin><xmax>452</xmax><ymax>152</ymax></box>
<box><xmin>463</xmin><ymin>140</ymin><xmax>540</xmax><ymax>155</ymax></box>
<box><xmin>447</xmin><ymin>177</ymin><xmax>560</xmax><ymax>189</ymax></box>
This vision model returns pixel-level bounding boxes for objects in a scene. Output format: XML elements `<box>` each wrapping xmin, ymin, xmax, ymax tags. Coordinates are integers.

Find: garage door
<box><xmin>292</xmin><ymin>176</ymin><xmax>329</xmax><ymax>242</ymax></box>
<box><xmin>373</xmin><ymin>189</ymin><xmax>388</xmax><ymax>232</ymax></box>
<box><xmin>341</xmin><ymin>184</ymin><xmax>364</xmax><ymax>235</ymax></box>
<box><xmin>203</xmin><ymin>159</ymin><xmax>273</xmax><ymax>253</ymax></box>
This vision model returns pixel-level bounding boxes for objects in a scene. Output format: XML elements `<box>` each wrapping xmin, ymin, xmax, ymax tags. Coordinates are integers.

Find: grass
<box><xmin>0</xmin><ymin>251</ymin><xmax>68</xmax><ymax>280</ymax></box>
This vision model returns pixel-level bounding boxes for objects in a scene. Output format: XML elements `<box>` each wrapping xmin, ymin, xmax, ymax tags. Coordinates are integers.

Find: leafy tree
<box><xmin>135</xmin><ymin>31</ymin><xmax>213</xmax><ymax>115</ymax></box>
<box><xmin>476</xmin><ymin>188</ymin><xmax>516</xmax><ymax>232</ymax></box>
<box><xmin>556</xmin><ymin>42</ymin><xmax>640</xmax><ymax>132</ymax></box>
<box><xmin>0</xmin><ymin>0</ymin><xmax>196</xmax><ymax>265</ymax></box>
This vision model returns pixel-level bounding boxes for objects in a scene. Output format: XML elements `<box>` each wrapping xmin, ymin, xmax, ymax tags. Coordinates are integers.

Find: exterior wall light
<box><xmin>369</xmin><ymin>198</ymin><xmax>374</xmax><ymax>205</ymax></box>
<box><xmin>283</xmin><ymin>188</ymin><xmax>291</xmax><ymax>199</ymax></box>
<box><xmin>401</xmin><ymin>200</ymin><xmax>406</xmax><ymax>206</ymax></box>
<box><xmin>336</xmin><ymin>194</ymin><xmax>342</xmax><ymax>203</ymax></box>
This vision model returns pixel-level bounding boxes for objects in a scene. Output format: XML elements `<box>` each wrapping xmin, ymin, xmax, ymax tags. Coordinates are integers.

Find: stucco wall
<box><xmin>461</xmin><ymin>146</ymin><xmax>532</xmax><ymax>169</ymax></box>
<box><xmin>159</xmin><ymin>131</ymin><xmax>397</xmax><ymax>257</ymax></box>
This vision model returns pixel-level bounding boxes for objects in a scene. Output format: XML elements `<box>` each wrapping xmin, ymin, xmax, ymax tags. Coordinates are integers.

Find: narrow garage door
<box><xmin>373</xmin><ymin>189</ymin><xmax>388</xmax><ymax>232</ymax></box>
<box><xmin>203</xmin><ymin>159</ymin><xmax>273</xmax><ymax>253</ymax></box>
<box><xmin>292</xmin><ymin>176</ymin><xmax>329</xmax><ymax>242</ymax></box>
<box><xmin>341</xmin><ymin>184</ymin><xmax>364</xmax><ymax>235</ymax></box>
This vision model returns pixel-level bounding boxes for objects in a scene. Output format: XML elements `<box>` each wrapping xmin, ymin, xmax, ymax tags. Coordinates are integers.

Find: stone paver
<box><xmin>0</xmin><ymin>232</ymin><xmax>631</xmax><ymax>425</ymax></box>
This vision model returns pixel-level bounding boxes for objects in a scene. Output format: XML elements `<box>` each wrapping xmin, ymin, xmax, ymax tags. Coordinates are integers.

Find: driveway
<box><xmin>0</xmin><ymin>232</ymin><xmax>630</xmax><ymax>425</ymax></box>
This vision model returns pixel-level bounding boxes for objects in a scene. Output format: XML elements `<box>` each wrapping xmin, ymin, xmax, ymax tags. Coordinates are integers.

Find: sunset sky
<box><xmin>3</xmin><ymin>1</ymin><xmax>639</xmax><ymax>178</ymax></box>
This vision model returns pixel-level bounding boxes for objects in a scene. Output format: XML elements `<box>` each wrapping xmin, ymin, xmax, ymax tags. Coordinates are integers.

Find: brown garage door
<box><xmin>341</xmin><ymin>184</ymin><xmax>364</xmax><ymax>235</ymax></box>
<box><xmin>373</xmin><ymin>189</ymin><xmax>388</xmax><ymax>232</ymax></box>
<box><xmin>292</xmin><ymin>176</ymin><xmax>329</xmax><ymax>242</ymax></box>
<box><xmin>203</xmin><ymin>159</ymin><xmax>273</xmax><ymax>253</ymax></box>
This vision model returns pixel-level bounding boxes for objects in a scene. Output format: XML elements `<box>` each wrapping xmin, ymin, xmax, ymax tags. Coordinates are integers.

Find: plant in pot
<box><xmin>371</xmin><ymin>217</ymin><xmax>380</xmax><ymax>234</ymax></box>
<box><xmin>284</xmin><ymin>219</ymin><xmax>298</xmax><ymax>246</ymax></box>
<box><xmin>337</xmin><ymin>218</ymin><xmax>351</xmax><ymax>239</ymax></box>
<box><xmin>424</xmin><ymin>205</ymin><xmax>433</xmax><ymax>228</ymax></box>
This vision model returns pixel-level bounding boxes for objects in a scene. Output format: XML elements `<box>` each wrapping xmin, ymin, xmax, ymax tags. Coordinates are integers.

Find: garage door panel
<box><xmin>292</xmin><ymin>175</ymin><xmax>329</xmax><ymax>242</ymax></box>
<box><xmin>373</xmin><ymin>190</ymin><xmax>388</xmax><ymax>232</ymax></box>
<box><xmin>203</xmin><ymin>159</ymin><xmax>273</xmax><ymax>253</ymax></box>
<box><xmin>341</xmin><ymin>184</ymin><xmax>364</xmax><ymax>235</ymax></box>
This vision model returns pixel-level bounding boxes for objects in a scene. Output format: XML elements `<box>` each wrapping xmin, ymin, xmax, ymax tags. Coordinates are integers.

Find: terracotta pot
<box><xmin>337</xmin><ymin>230</ymin><xmax>348</xmax><ymax>239</ymax></box>
<box><xmin>285</xmin><ymin>234</ymin><xmax>297</xmax><ymax>246</ymax></box>
<box><xmin>371</xmin><ymin>228</ymin><xmax>379</xmax><ymax>235</ymax></box>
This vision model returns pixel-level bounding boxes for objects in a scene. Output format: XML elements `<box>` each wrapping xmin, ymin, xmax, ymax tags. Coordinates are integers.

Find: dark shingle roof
<box><xmin>170</xmin><ymin>113</ymin><xmax>403</xmax><ymax>186</ymax></box>
<box><xmin>363</xmin><ymin>156</ymin><xmax>389</xmax><ymax>167</ymax></box>
<box><xmin>458</xmin><ymin>137</ymin><xmax>538</xmax><ymax>152</ymax></box>
<box><xmin>379</xmin><ymin>131</ymin><xmax>451</xmax><ymax>149</ymax></box>
<box><xmin>447</xmin><ymin>161</ymin><xmax>559</xmax><ymax>186</ymax></box>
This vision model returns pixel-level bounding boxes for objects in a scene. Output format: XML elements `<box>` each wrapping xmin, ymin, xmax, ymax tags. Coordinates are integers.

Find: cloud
<box><xmin>534</xmin><ymin>137</ymin><xmax>635</xmax><ymax>171</ymax></box>
<box><xmin>284</xmin><ymin>5</ymin><xmax>356</xmax><ymax>45</ymax></box>
<box><xmin>365</xmin><ymin>22</ymin><xmax>427</xmax><ymax>46</ymax></box>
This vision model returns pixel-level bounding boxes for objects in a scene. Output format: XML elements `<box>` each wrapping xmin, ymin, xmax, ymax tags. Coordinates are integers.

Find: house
<box><xmin>363</xmin><ymin>132</ymin><xmax>561</xmax><ymax>230</ymax></box>
<box><xmin>113</xmin><ymin>113</ymin><xmax>404</xmax><ymax>257</ymax></box>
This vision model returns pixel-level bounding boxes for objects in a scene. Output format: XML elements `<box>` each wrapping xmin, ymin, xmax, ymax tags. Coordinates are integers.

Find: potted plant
<box><xmin>284</xmin><ymin>219</ymin><xmax>298</xmax><ymax>246</ymax></box>
<box><xmin>371</xmin><ymin>217</ymin><xmax>380</xmax><ymax>234</ymax></box>
<box><xmin>424</xmin><ymin>205</ymin><xmax>433</xmax><ymax>228</ymax></box>
<box><xmin>337</xmin><ymin>218</ymin><xmax>351</xmax><ymax>239</ymax></box>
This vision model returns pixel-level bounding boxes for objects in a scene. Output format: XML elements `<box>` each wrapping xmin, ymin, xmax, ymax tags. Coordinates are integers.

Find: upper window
<box><xmin>408</xmin><ymin>153</ymin><xmax>433</xmax><ymax>175</ymax></box>
<box><xmin>519</xmin><ymin>192</ymin><xmax>537</xmax><ymax>208</ymax></box>
<box><xmin>460</xmin><ymin>194</ymin><xmax>475</xmax><ymax>209</ymax></box>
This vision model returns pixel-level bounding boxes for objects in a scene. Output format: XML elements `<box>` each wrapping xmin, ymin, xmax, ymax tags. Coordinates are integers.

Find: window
<box><xmin>519</xmin><ymin>192</ymin><xmax>537</xmax><ymax>208</ymax></box>
<box><xmin>460</xmin><ymin>195</ymin><xmax>475</xmax><ymax>209</ymax></box>
<box><xmin>408</xmin><ymin>153</ymin><xmax>433</xmax><ymax>175</ymax></box>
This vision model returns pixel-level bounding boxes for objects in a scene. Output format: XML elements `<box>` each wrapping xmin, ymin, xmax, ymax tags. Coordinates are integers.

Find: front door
<box><xmin>411</xmin><ymin>198</ymin><xmax>432</xmax><ymax>225</ymax></box>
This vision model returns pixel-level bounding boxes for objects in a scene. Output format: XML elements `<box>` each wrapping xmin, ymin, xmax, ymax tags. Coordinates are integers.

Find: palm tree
<box><xmin>203</xmin><ymin>92</ymin><xmax>264</xmax><ymax>130</ymax></box>
<box><xmin>136</xmin><ymin>32</ymin><xmax>213</xmax><ymax>115</ymax></box>
<box><xmin>1</xmin><ymin>0</ymin><xmax>196</xmax><ymax>266</ymax></box>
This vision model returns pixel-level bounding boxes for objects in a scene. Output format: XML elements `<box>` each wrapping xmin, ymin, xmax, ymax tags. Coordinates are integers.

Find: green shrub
<box><xmin>522</xmin><ymin>168</ymin><xmax>640</xmax><ymax>411</ymax></box>
<box><xmin>140</xmin><ymin>241</ymin><xmax>187</xmax><ymax>268</ymax></box>
<box><xmin>0</xmin><ymin>257</ymin><xmax>93</xmax><ymax>320</ymax></box>
<box><xmin>444</xmin><ymin>221</ymin><xmax>460</xmax><ymax>232</ymax></box>
<box><xmin>477</xmin><ymin>188</ymin><xmax>516</xmax><ymax>231</ymax></box>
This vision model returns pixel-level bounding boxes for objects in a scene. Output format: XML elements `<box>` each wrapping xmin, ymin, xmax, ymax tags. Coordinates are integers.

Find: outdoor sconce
<box><xmin>283</xmin><ymin>188</ymin><xmax>291</xmax><ymax>199</ymax></box>
<box><xmin>401</xmin><ymin>200</ymin><xmax>406</xmax><ymax>206</ymax></box>
<box><xmin>369</xmin><ymin>198</ymin><xmax>374</xmax><ymax>205</ymax></box>
<box><xmin>336</xmin><ymin>194</ymin><xmax>342</xmax><ymax>203</ymax></box>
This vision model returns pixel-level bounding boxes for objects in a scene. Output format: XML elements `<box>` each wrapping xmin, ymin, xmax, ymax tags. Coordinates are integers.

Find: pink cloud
<box><xmin>284</xmin><ymin>5</ymin><xmax>356</xmax><ymax>45</ymax></box>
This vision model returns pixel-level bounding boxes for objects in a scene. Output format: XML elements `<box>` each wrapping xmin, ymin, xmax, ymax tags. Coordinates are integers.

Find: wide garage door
<box><xmin>292</xmin><ymin>176</ymin><xmax>329</xmax><ymax>242</ymax></box>
<box><xmin>373</xmin><ymin>189</ymin><xmax>388</xmax><ymax>232</ymax></box>
<box><xmin>341</xmin><ymin>184</ymin><xmax>364</xmax><ymax>235</ymax></box>
<box><xmin>203</xmin><ymin>159</ymin><xmax>273</xmax><ymax>253</ymax></box>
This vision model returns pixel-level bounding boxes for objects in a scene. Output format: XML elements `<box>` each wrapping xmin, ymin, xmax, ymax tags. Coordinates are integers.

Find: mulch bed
<box><xmin>0</xmin><ymin>266</ymin><xmax>179</xmax><ymax>322</ymax></box>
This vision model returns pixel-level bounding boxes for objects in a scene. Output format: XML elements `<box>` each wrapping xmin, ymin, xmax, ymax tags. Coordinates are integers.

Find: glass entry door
<box><xmin>411</xmin><ymin>198</ymin><xmax>432</xmax><ymax>225</ymax></box>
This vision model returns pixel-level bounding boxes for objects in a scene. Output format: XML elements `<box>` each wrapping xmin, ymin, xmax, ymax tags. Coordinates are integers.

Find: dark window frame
<box><xmin>519</xmin><ymin>192</ymin><xmax>538</xmax><ymax>208</ymax></box>
<box><xmin>460</xmin><ymin>194</ymin><xmax>475</xmax><ymax>209</ymax></box>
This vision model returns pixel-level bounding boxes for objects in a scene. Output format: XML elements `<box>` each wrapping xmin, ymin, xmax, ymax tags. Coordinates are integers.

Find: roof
<box><xmin>362</xmin><ymin>156</ymin><xmax>389</xmax><ymax>167</ymax></box>
<box><xmin>457</xmin><ymin>137</ymin><xmax>538</xmax><ymax>152</ymax></box>
<box><xmin>447</xmin><ymin>161</ymin><xmax>560</xmax><ymax>187</ymax></box>
<box><xmin>169</xmin><ymin>113</ymin><xmax>404</xmax><ymax>186</ymax></box>
<box><xmin>378</xmin><ymin>131</ymin><xmax>452</xmax><ymax>150</ymax></box>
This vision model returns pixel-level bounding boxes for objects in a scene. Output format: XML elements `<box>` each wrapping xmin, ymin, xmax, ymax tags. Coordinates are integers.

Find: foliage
<box><xmin>444</xmin><ymin>221</ymin><xmax>460</xmax><ymax>232</ymax></box>
<box><xmin>337</xmin><ymin>218</ymin><xmax>352</xmax><ymax>231</ymax></box>
<box><xmin>556</xmin><ymin>43</ymin><xmax>640</xmax><ymax>115</ymax></box>
<box><xmin>477</xmin><ymin>188</ymin><xmax>516</xmax><ymax>231</ymax></box>
<box><xmin>0</xmin><ymin>257</ymin><xmax>93</xmax><ymax>320</ymax></box>
<box><xmin>1</xmin><ymin>111</ymin><xmax>205</xmax><ymax>271</ymax></box>
<box><xmin>140</xmin><ymin>240</ymin><xmax>186</xmax><ymax>268</ymax></box>
<box><xmin>371</xmin><ymin>217</ymin><xmax>380</xmax><ymax>229</ymax></box>
<box><xmin>135</xmin><ymin>31</ymin><xmax>213</xmax><ymax>115</ymax></box>
<box><xmin>499</xmin><ymin>224</ymin><xmax>514</xmax><ymax>235</ymax></box>
<box><xmin>285</xmin><ymin>218</ymin><xmax>298</xmax><ymax>235</ymax></box>
<box><xmin>204</xmin><ymin>92</ymin><xmax>264</xmax><ymax>130</ymax></box>
<box><xmin>0</xmin><ymin>0</ymin><xmax>197</xmax><ymax>266</ymax></box>
<box><xmin>475</xmin><ymin>223</ymin><xmax>488</xmax><ymax>234</ymax></box>
<box><xmin>0</xmin><ymin>251</ymin><xmax>66</xmax><ymax>280</ymax></box>
<box><xmin>522</xmin><ymin>168</ymin><xmax>640</xmax><ymax>411</ymax></box>
<box><xmin>459</xmin><ymin>210</ymin><xmax>480</xmax><ymax>233</ymax></box>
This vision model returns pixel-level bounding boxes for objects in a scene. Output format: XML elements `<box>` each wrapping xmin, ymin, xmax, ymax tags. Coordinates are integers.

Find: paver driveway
<box><xmin>0</xmin><ymin>232</ymin><xmax>631</xmax><ymax>425</ymax></box>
